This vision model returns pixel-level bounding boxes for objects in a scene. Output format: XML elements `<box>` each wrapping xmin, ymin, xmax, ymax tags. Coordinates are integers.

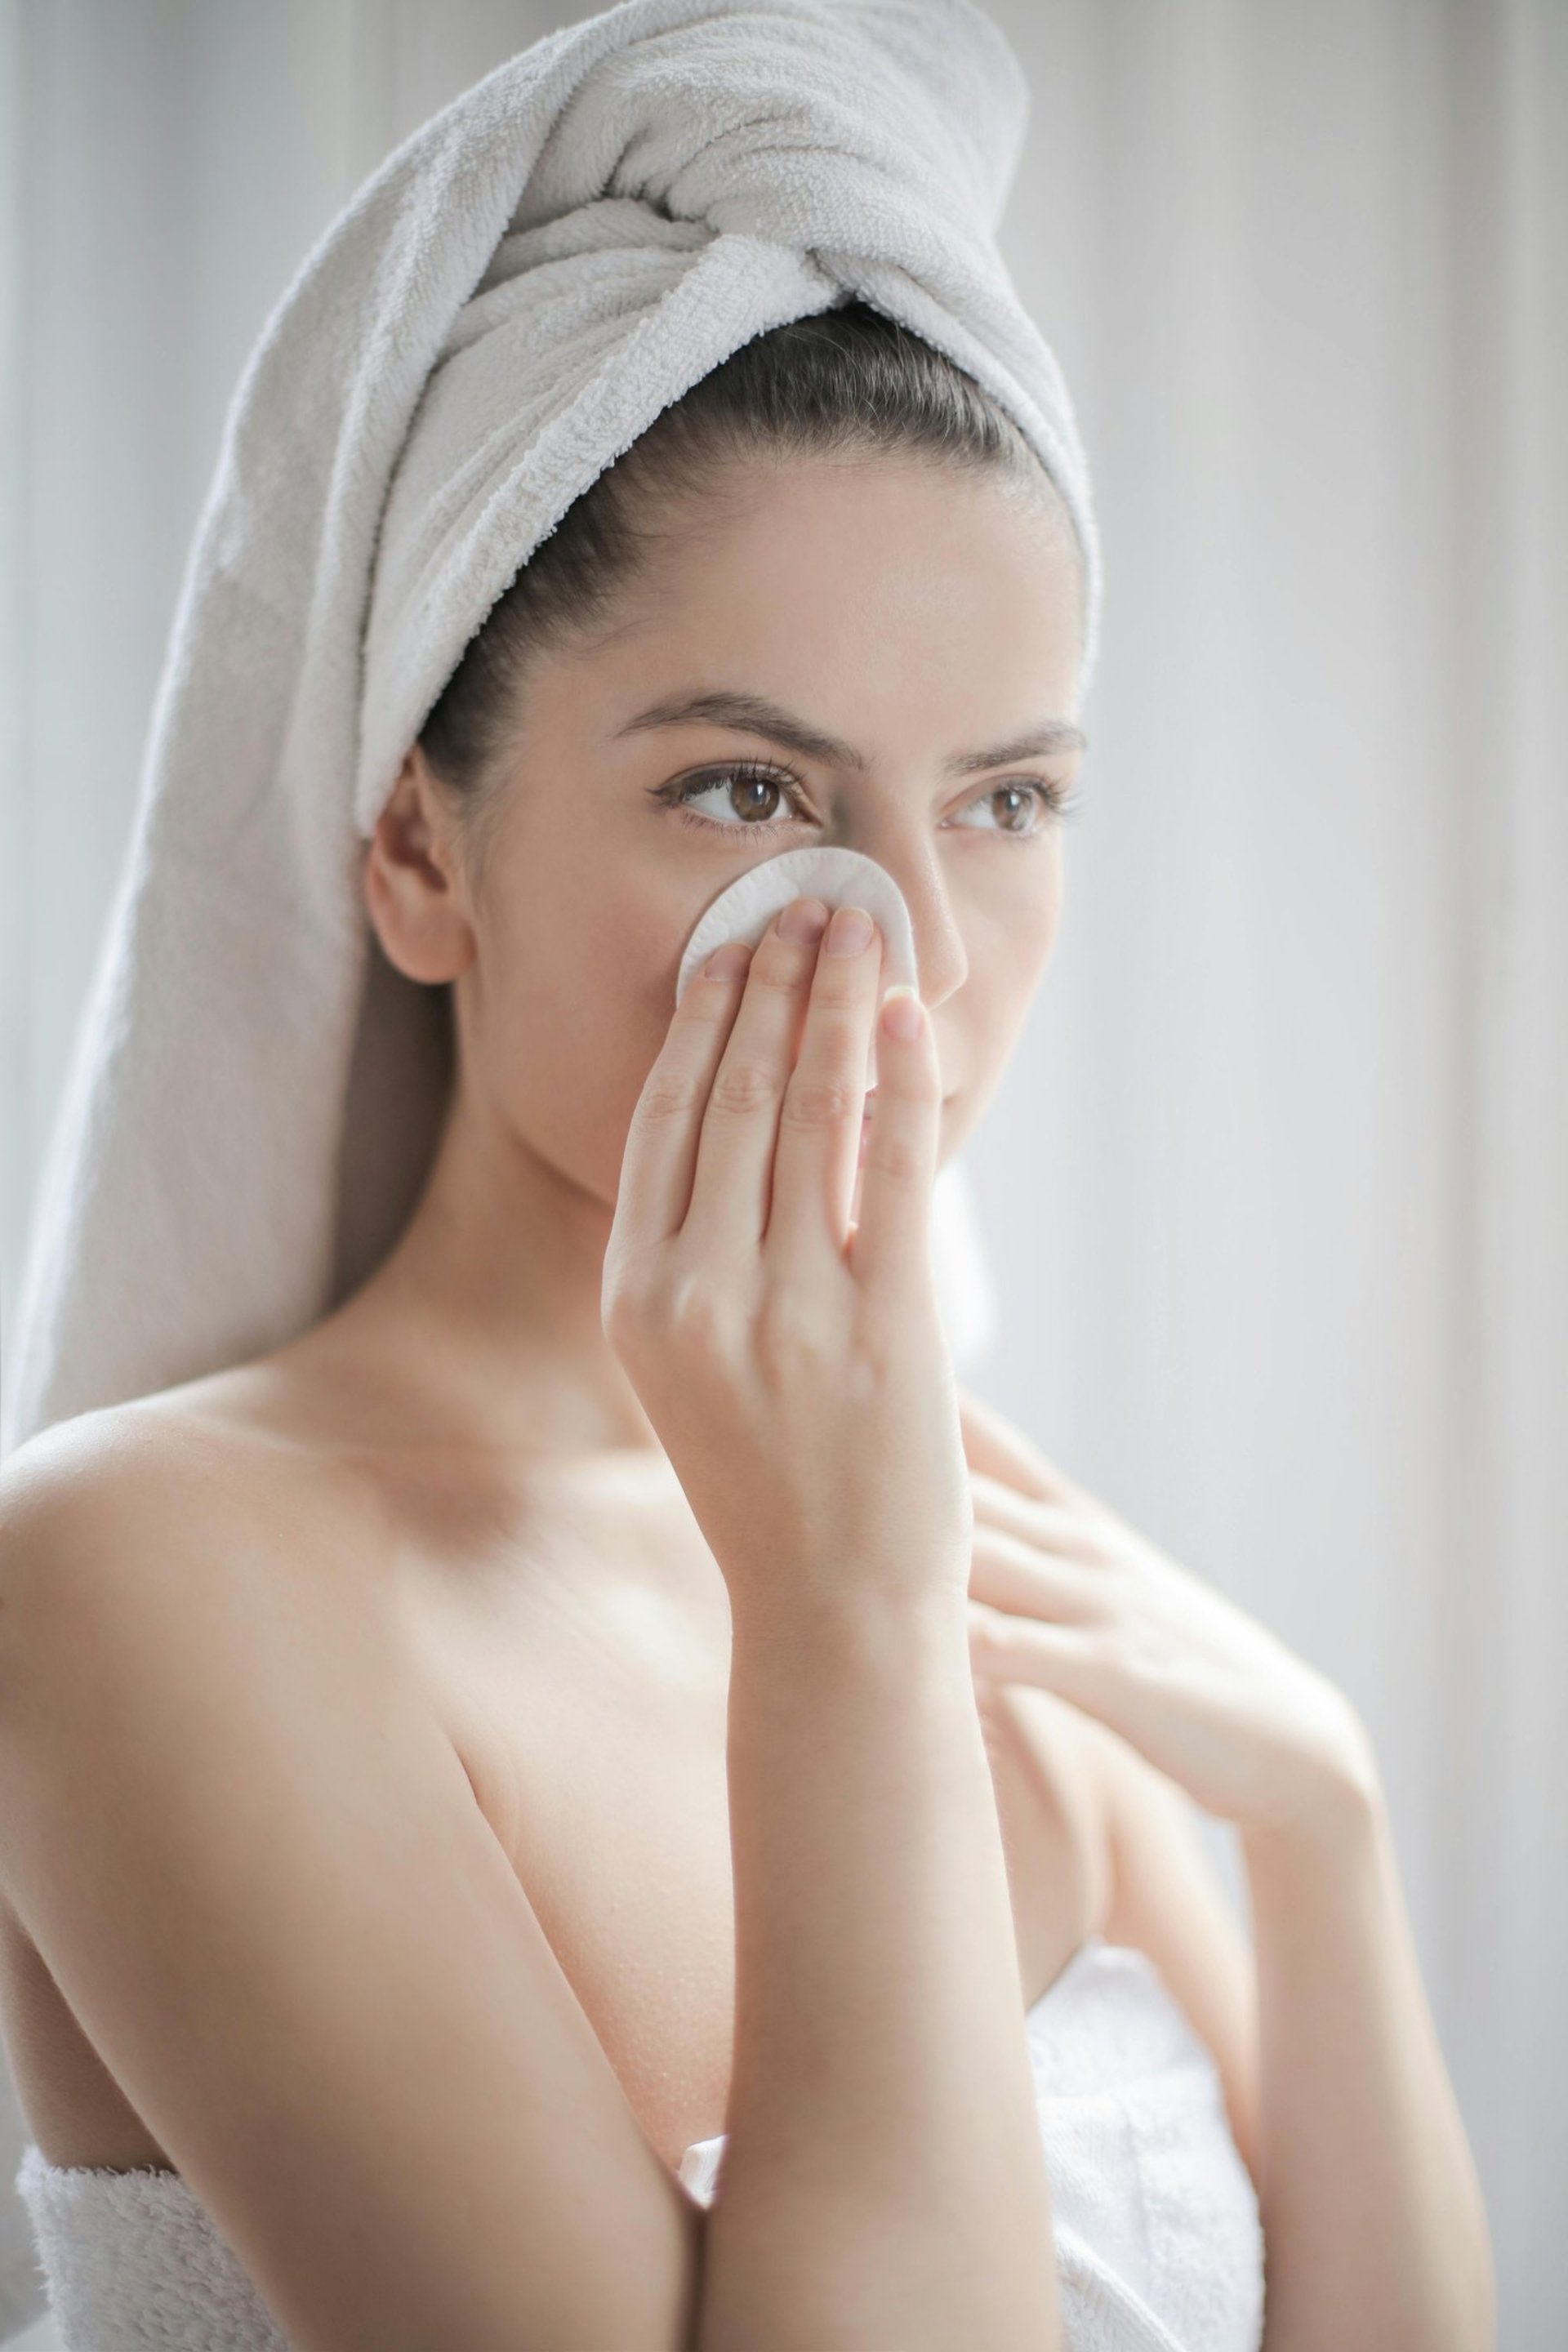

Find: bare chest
<box><xmin>411</xmin><ymin>1472</ymin><xmax>1111</xmax><ymax>2168</ymax></box>
<box><xmin>5</xmin><ymin>1451</ymin><xmax>1110</xmax><ymax>2178</ymax></box>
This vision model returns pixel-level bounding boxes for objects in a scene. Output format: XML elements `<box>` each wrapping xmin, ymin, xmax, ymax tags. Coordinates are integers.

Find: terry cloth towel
<box><xmin>1</xmin><ymin>0</ymin><xmax>1101</xmax><ymax>1461</ymax></box>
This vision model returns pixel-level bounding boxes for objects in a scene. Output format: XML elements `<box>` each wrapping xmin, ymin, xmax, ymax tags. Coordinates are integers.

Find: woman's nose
<box><xmin>862</xmin><ymin>841</ymin><xmax>967</xmax><ymax>1012</ymax></box>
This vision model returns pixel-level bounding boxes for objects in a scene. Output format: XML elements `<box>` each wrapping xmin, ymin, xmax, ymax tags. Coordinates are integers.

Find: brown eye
<box><xmin>663</xmin><ymin>760</ymin><xmax>808</xmax><ymax>831</ymax></box>
<box><xmin>953</xmin><ymin>779</ymin><xmax>1075</xmax><ymax>838</ymax></box>
<box><xmin>724</xmin><ymin>771</ymin><xmax>785</xmax><ymax>821</ymax></box>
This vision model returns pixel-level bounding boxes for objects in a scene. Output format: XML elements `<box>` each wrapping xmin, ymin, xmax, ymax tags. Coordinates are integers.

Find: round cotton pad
<box><xmin>675</xmin><ymin>846</ymin><xmax>920</xmax><ymax>1092</ymax></box>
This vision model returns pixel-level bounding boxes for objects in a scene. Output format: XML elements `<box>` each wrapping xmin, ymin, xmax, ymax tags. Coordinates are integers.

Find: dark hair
<box><xmin>416</xmin><ymin>300</ymin><xmax>1083</xmax><ymax>858</ymax></box>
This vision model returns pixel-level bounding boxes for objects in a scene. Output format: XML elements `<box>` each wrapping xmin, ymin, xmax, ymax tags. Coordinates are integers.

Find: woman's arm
<box><xmin>0</xmin><ymin>1426</ymin><xmax>706</xmax><ymax>2352</ymax></box>
<box><xmin>1242</xmin><ymin>1763</ymin><xmax>1494</xmax><ymax>2352</ymax></box>
<box><xmin>699</xmin><ymin>1591</ymin><xmax>1058</xmax><ymax>2352</ymax></box>
<box><xmin>1085</xmin><ymin>1713</ymin><xmax>1493</xmax><ymax>2350</ymax></box>
<box><xmin>956</xmin><ymin>1383</ymin><xmax>1495</xmax><ymax>2352</ymax></box>
<box><xmin>604</xmin><ymin>909</ymin><xmax>1063</xmax><ymax>2352</ymax></box>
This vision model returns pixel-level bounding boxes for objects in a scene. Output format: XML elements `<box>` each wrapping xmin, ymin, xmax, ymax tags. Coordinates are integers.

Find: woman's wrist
<box><xmin>1239</xmin><ymin>1701</ymin><xmax>1385</xmax><ymax>1875</ymax></box>
<box><xmin>727</xmin><ymin>1576</ymin><xmax>973</xmax><ymax>1676</ymax></box>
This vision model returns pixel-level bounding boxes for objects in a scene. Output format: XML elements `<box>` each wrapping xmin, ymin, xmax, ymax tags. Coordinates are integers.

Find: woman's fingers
<box><xmin>615</xmin><ymin>893</ymin><xmax>935</xmax><ymax>1293</ymax></box>
<box><xmin>844</xmin><ymin>978</ymin><xmax>944</xmax><ymax>1301</ymax></box>
<box><xmin>969</xmin><ymin>1471</ymin><xmax>1123</xmax><ymax>1567</ymax></box>
<box><xmin>682</xmin><ymin>898</ymin><xmax>832</xmax><ymax>1254</ymax></box>
<box><xmin>608</xmin><ymin>939</ymin><xmax>755</xmax><ymax>1250</ymax></box>
<box><xmin>966</xmin><ymin>1601</ymin><xmax>1107</xmax><ymax>1701</ymax></box>
<box><xmin>957</xmin><ymin>1388</ymin><xmax>1097</xmax><ymax>1512</ymax></box>
<box><xmin>967</xmin><ymin>1524</ymin><xmax>1107</xmax><ymax>1626</ymax></box>
<box><xmin>764</xmin><ymin>903</ymin><xmax>886</xmax><ymax>1265</ymax></box>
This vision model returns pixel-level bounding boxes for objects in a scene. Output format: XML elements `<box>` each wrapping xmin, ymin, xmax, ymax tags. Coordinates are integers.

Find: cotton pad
<box><xmin>675</xmin><ymin>845</ymin><xmax>920</xmax><ymax>1092</ymax></box>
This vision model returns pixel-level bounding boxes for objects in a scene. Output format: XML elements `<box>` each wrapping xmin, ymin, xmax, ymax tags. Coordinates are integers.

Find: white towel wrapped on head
<box><xmin>2</xmin><ymin>0</ymin><xmax>1100</xmax><ymax>1461</ymax></box>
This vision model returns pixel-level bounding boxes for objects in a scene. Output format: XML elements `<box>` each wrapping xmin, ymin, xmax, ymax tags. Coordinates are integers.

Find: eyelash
<box><xmin>656</xmin><ymin>759</ymin><xmax>1081</xmax><ymax>840</ymax></box>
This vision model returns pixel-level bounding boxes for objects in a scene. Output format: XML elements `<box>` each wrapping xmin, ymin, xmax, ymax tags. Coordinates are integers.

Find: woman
<box><xmin>0</xmin><ymin>7</ymin><xmax>1491</xmax><ymax>2350</ymax></box>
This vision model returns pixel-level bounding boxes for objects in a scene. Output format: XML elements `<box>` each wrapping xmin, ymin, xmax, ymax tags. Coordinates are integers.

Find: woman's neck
<box><xmin>319</xmin><ymin>1082</ymin><xmax>663</xmax><ymax>1461</ymax></box>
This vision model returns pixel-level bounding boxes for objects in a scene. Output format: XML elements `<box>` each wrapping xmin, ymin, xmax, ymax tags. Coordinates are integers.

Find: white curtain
<box><xmin>1</xmin><ymin>3</ymin><xmax>1561</xmax><ymax>2345</ymax></box>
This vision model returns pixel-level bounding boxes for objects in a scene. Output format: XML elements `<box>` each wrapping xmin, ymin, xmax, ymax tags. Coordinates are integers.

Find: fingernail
<box><xmin>702</xmin><ymin>940</ymin><xmax>751</xmax><ymax>981</ymax></box>
<box><xmin>777</xmin><ymin>897</ymin><xmax>829</xmax><ymax>945</ymax></box>
<box><xmin>880</xmin><ymin>984</ymin><xmax>923</xmax><ymax>1041</ymax></box>
<box><xmin>825</xmin><ymin>905</ymin><xmax>875</xmax><ymax>957</ymax></box>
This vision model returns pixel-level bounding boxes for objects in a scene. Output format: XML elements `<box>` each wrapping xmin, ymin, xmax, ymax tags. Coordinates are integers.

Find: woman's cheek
<box><xmin>510</xmin><ymin>969</ymin><xmax>674</xmax><ymax>1201</ymax></box>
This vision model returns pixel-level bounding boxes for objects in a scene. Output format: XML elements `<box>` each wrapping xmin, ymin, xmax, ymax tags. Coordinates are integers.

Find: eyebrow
<box><xmin>611</xmin><ymin>688</ymin><xmax>1087</xmax><ymax>776</ymax></box>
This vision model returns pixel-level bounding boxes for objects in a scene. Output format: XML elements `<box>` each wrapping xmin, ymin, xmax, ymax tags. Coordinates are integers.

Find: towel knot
<box><xmin>510</xmin><ymin>2</ymin><xmax>1028</xmax><ymax>247</ymax></box>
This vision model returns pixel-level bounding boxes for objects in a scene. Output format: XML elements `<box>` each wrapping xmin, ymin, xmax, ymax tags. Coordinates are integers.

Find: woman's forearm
<box><xmin>1242</xmin><ymin>1764</ymin><xmax>1494</xmax><ymax>2352</ymax></box>
<box><xmin>695</xmin><ymin>1592</ymin><xmax>1060</xmax><ymax>2352</ymax></box>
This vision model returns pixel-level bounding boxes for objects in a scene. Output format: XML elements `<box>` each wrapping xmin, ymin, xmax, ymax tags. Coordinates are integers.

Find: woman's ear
<box><xmin>363</xmin><ymin>746</ymin><xmax>476</xmax><ymax>984</ymax></box>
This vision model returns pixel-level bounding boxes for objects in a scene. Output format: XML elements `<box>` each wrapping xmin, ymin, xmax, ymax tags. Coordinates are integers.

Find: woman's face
<box><xmin>382</xmin><ymin>454</ymin><xmax>1085</xmax><ymax>1219</ymax></box>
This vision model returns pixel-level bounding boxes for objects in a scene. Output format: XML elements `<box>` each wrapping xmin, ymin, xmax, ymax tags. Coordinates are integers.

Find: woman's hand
<box><xmin>602</xmin><ymin>898</ymin><xmax>973</xmax><ymax>1639</ymax></box>
<box><xmin>956</xmin><ymin>1388</ymin><xmax>1379</xmax><ymax>1837</ymax></box>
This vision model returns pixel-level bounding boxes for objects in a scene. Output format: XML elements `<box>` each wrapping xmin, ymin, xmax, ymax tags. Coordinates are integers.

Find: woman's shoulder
<box><xmin>0</xmin><ymin>1371</ymin><xmax>524</xmax><ymax>1869</ymax></box>
<box><xmin>0</xmin><ymin>1374</ymin><xmax>381</xmax><ymax>1662</ymax></box>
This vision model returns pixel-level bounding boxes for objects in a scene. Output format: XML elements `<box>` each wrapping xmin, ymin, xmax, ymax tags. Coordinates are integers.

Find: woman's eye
<box><xmin>666</xmin><ymin>763</ymin><xmax>807</xmax><ymax>830</ymax></box>
<box><xmin>952</xmin><ymin>780</ymin><xmax>1077</xmax><ymax>837</ymax></box>
<box><xmin>658</xmin><ymin>764</ymin><xmax>1078</xmax><ymax>839</ymax></box>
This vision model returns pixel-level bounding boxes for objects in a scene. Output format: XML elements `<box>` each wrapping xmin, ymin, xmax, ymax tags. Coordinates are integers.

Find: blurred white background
<box><xmin>1</xmin><ymin>2</ymin><xmax>1563</xmax><ymax>2345</ymax></box>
